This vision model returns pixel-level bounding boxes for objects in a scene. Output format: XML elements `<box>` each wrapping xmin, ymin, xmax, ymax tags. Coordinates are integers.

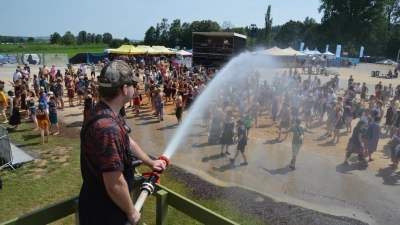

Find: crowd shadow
<box><xmin>376</xmin><ymin>167</ymin><xmax>400</xmax><ymax>186</ymax></box>
<box><xmin>314</xmin><ymin>135</ymin><xmax>327</xmax><ymax>141</ymax></box>
<box><xmin>202</xmin><ymin>153</ymin><xmax>226</xmax><ymax>162</ymax></box>
<box><xmin>66</xmin><ymin>121</ymin><xmax>83</xmax><ymax>127</ymax></box>
<box><xmin>258</xmin><ymin>124</ymin><xmax>274</xmax><ymax>129</ymax></box>
<box><xmin>335</xmin><ymin>162</ymin><xmax>368</xmax><ymax>174</ymax></box>
<box><xmin>264</xmin><ymin>139</ymin><xmax>283</xmax><ymax>145</ymax></box>
<box><xmin>156</xmin><ymin>124</ymin><xmax>178</xmax><ymax>131</ymax></box>
<box><xmin>64</xmin><ymin>113</ymin><xmax>82</xmax><ymax>117</ymax></box>
<box><xmin>191</xmin><ymin>142</ymin><xmax>213</xmax><ymax>148</ymax></box>
<box><xmin>259</xmin><ymin>166</ymin><xmax>293</xmax><ymax>175</ymax></box>
<box><xmin>212</xmin><ymin>162</ymin><xmax>242</xmax><ymax>172</ymax></box>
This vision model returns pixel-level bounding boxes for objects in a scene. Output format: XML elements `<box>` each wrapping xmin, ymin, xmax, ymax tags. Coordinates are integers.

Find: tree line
<box><xmin>3</xmin><ymin>0</ymin><xmax>400</xmax><ymax>58</ymax></box>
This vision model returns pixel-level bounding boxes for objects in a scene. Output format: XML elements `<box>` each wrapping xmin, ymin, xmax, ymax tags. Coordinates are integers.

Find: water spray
<box><xmin>126</xmin><ymin>156</ymin><xmax>170</xmax><ymax>225</ymax></box>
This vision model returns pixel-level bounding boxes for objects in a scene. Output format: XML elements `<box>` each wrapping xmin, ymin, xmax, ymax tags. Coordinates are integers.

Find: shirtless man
<box><xmin>175</xmin><ymin>92</ymin><xmax>183</xmax><ymax>124</ymax></box>
<box><xmin>42</xmin><ymin>65</ymin><xmax>50</xmax><ymax>81</ymax></box>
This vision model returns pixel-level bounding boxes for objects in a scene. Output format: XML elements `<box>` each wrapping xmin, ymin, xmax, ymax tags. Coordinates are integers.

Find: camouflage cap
<box><xmin>98</xmin><ymin>60</ymin><xmax>134</xmax><ymax>87</ymax></box>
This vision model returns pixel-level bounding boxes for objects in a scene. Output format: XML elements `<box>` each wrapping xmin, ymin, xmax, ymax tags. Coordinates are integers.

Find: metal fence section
<box><xmin>0</xmin><ymin>125</ymin><xmax>14</xmax><ymax>170</ymax></box>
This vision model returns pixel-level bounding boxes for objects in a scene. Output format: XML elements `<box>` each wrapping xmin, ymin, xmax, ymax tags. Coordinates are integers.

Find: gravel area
<box><xmin>167</xmin><ymin>166</ymin><xmax>368</xmax><ymax>225</ymax></box>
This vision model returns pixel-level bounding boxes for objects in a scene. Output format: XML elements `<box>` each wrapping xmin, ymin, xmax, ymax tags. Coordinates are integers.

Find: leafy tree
<box><xmin>0</xmin><ymin>35</ymin><xmax>2</xmax><ymax>43</ymax></box>
<box><xmin>190</xmin><ymin>20</ymin><xmax>221</xmax><ymax>32</ymax></box>
<box><xmin>77</xmin><ymin>30</ymin><xmax>87</xmax><ymax>45</ymax></box>
<box><xmin>144</xmin><ymin>26</ymin><xmax>157</xmax><ymax>46</ymax></box>
<box><xmin>89</xmin><ymin>33</ymin><xmax>95</xmax><ymax>43</ymax></box>
<box><xmin>27</xmin><ymin>37</ymin><xmax>35</xmax><ymax>42</ymax></box>
<box><xmin>87</xmin><ymin>33</ymin><xmax>92</xmax><ymax>43</ymax></box>
<box><xmin>221</xmin><ymin>21</ymin><xmax>235</xmax><ymax>31</ymax></box>
<box><xmin>274</xmin><ymin>20</ymin><xmax>304</xmax><ymax>48</ymax></box>
<box><xmin>263</xmin><ymin>5</ymin><xmax>273</xmax><ymax>47</ymax></box>
<box><xmin>19</xmin><ymin>37</ymin><xmax>24</xmax><ymax>43</ymax></box>
<box><xmin>385</xmin><ymin>0</ymin><xmax>400</xmax><ymax>31</ymax></box>
<box><xmin>50</xmin><ymin>32</ymin><xmax>62</xmax><ymax>44</ymax></box>
<box><xmin>168</xmin><ymin>19</ymin><xmax>181</xmax><ymax>47</ymax></box>
<box><xmin>159</xmin><ymin>18</ymin><xmax>170</xmax><ymax>46</ymax></box>
<box><xmin>318</xmin><ymin>0</ymin><xmax>387</xmax><ymax>56</ymax></box>
<box><xmin>109</xmin><ymin>39</ymin><xmax>123</xmax><ymax>48</ymax></box>
<box><xmin>62</xmin><ymin>31</ymin><xmax>75</xmax><ymax>45</ymax></box>
<box><xmin>102</xmin><ymin>32</ymin><xmax>113</xmax><ymax>44</ymax></box>
<box><xmin>233</xmin><ymin>27</ymin><xmax>247</xmax><ymax>36</ymax></box>
<box><xmin>95</xmin><ymin>34</ymin><xmax>102</xmax><ymax>44</ymax></box>
<box><xmin>180</xmin><ymin>22</ymin><xmax>192</xmax><ymax>49</ymax></box>
<box><xmin>155</xmin><ymin>23</ymin><xmax>161</xmax><ymax>45</ymax></box>
<box><xmin>123</xmin><ymin>37</ymin><xmax>130</xmax><ymax>44</ymax></box>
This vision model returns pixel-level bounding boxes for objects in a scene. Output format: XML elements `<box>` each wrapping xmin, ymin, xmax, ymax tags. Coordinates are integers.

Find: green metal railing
<box><xmin>0</xmin><ymin>175</ymin><xmax>239</xmax><ymax>225</ymax></box>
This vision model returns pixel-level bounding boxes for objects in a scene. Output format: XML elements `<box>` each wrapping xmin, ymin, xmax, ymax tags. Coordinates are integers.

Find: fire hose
<box><xmin>126</xmin><ymin>156</ymin><xmax>169</xmax><ymax>225</ymax></box>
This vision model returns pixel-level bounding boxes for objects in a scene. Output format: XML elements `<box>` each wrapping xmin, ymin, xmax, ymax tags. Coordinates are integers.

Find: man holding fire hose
<box><xmin>79</xmin><ymin>60</ymin><xmax>167</xmax><ymax>225</ymax></box>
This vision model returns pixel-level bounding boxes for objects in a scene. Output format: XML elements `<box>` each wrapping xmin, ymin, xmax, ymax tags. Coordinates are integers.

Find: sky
<box><xmin>2</xmin><ymin>0</ymin><xmax>322</xmax><ymax>40</ymax></box>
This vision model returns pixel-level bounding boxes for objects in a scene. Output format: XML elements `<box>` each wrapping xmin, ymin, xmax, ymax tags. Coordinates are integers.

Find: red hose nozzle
<box><xmin>158</xmin><ymin>156</ymin><xmax>169</xmax><ymax>167</ymax></box>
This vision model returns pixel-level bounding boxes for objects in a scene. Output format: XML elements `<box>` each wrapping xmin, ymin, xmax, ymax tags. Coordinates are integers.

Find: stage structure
<box><xmin>192</xmin><ymin>32</ymin><xmax>247</xmax><ymax>67</ymax></box>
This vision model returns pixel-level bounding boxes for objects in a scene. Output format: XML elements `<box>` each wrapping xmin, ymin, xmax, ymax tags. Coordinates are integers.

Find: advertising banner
<box><xmin>335</xmin><ymin>45</ymin><xmax>341</xmax><ymax>58</ymax></box>
<box><xmin>359</xmin><ymin>46</ymin><xmax>364</xmax><ymax>58</ymax></box>
<box><xmin>19</xmin><ymin>54</ymin><xmax>43</xmax><ymax>65</ymax></box>
<box><xmin>300</xmin><ymin>42</ymin><xmax>305</xmax><ymax>52</ymax></box>
<box><xmin>44</xmin><ymin>54</ymin><xmax>69</xmax><ymax>65</ymax></box>
<box><xmin>0</xmin><ymin>54</ymin><xmax>18</xmax><ymax>67</ymax></box>
<box><xmin>329</xmin><ymin>59</ymin><xmax>341</xmax><ymax>67</ymax></box>
<box><xmin>326</xmin><ymin>44</ymin><xmax>329</xmax><ymax>53</ymax></box>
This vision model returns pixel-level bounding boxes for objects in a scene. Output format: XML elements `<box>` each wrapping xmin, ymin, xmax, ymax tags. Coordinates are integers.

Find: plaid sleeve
<box><xmin>93</xmin><ymin>120</ymin><xmax>125</xmax><ymax>173</ymax></box>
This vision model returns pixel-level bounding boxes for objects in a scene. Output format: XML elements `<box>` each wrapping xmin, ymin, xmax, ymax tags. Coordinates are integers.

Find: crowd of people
<box><xmin>1</xmin><ymin>59</ymin><xmax>400</xmax><ymax>171</ymax></box>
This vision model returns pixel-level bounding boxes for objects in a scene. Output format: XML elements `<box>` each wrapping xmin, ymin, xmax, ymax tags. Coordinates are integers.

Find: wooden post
<box><xmin>155</xmin><ymin>190</ymin><xmax>168</xmax><ymax>225</ymax></box>
<box><xmin>74</xmin><ymin>199</ymin><xmax>80</xmax><ymax>225</ymax></box>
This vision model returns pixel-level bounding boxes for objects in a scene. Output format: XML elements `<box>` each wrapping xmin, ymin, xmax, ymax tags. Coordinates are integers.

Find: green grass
<box><xmin>0</xmin><ymin>120</ymin><xmax>265</xmax><ymax>225</ymax></box>
<box><xmin>0</xmin><ymin>44</ymin><xmax>107</xmax><ymax>59</ymax></box>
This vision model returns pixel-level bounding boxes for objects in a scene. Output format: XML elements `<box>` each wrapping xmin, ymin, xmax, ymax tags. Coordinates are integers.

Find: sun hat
<box><xmin>38</xmin><ymin>102</ymin><xmax>44</xmax><ymax>109</ymax></box>
<box><xmin>79</xmin><ymin>76</ymin><xmax>83</xmax><ymax>79</ymax></box>
<box><xmin>98</xmin><ymin>60</ymin><xmax>135</xmax><ymax>87</ymax></box>
<box><xmin>194</xmin><ymin>86</ymin><xmax>198</xmax><ymax>89</ymax></box>
<box><xmin>47</xmin><ymin>91</ymin><xmax>54</xmax><ymax>95</ymax></box>
<box><xmin>40</xmin><ymin>86</ymin><xmax>44</xmax><ymax>91</ymax></box>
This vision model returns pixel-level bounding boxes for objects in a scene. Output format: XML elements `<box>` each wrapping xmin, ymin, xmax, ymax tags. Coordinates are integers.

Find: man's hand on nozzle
<box><xmin>127</xmin><ymin>210</ymin><xmax>141</xmax><ymax>225</ymax></box>
<box><xmin>151</xmin><ymin>160</ymin><xmax>167</xmax><ymax>173</ymax></box>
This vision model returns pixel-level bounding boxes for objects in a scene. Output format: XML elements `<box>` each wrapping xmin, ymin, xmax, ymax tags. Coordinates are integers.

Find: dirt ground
<box><xmin>1</xmin><ymin>63</ymin><xmax>399</xmax><ymax>224</ymax></box>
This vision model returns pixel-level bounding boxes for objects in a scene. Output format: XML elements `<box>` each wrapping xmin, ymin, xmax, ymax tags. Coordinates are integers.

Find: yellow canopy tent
<box><xmin>136</xmin><ymin>45</ymin><xmax>158</xmax><ymax>54</ymax></box>
<box><xmin>151</xmin><ymin>46</ymin><xmax>176</xmax><ymax>54</ymax></box>
<box><xmin>109</xmin><ymin>45</ymin><xmax>146</xmax><ymax>54</ymax></box>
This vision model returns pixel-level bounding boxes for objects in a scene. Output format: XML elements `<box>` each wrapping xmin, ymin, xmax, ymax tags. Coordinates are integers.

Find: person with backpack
<box><xmin>363</xmin><ymin>115</ymin><xmax>384</xmax><ymax>162</ymax></box>
<box><xmin>276</xmin><ymin>117</ymin><xmax>315</xmax><ymax>169</ymax></box>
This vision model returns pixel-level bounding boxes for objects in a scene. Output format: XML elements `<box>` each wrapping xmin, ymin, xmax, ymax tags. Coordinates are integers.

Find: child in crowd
<box><xmin>36</xmin><ymin>102</ymin><xmax>49</xmax><ymax>144</ymax></box>
<box><xmin>48</xmin><ymin>94</ymin><xmax>59</xmax><ymax>135</ymax></box>
<box><xmin>26</xmin><ymin>90</ymin><xmax>38</xmax><ymax>130</ymax></box>
<box><xmin>244</xmin><ymin>110</ymin><xmax>254</xmax><ymax>140</ymax></box>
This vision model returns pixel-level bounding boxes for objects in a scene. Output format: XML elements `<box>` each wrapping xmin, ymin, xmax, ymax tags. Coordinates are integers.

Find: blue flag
<box><xmin>300</xmin><ymin>42</ymin><xmax>305</xmax><ymax>52</ymax></box>
<box><xmin>336</xmin><ymin>45</ymin><xmax>341</xmax><ymax>57</ymax></box>
<box><xmin>326</xmin><ymin>44</ymin><xmax>329</xmax><ymax>53</ymax></box>
<box><xmin>359</xmin><ymin>46</ymin><xmax>364</xmax><ymax>57</ymax></box>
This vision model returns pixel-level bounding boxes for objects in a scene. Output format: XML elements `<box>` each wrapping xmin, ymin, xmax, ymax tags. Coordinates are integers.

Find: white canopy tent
<box><xmin>282</xmin><ymin>47</ymin><xmax>307</xmax><ymax>56</ymax></box>
<box><xmin>176</xmin><ymin>50</ymin><xmax>192</xmax><ymax>56</ymax></box>
<box><xmin>313</xmin><ymin>48</ymin><xmax>321</xmax><ymax>55</ymax></box>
